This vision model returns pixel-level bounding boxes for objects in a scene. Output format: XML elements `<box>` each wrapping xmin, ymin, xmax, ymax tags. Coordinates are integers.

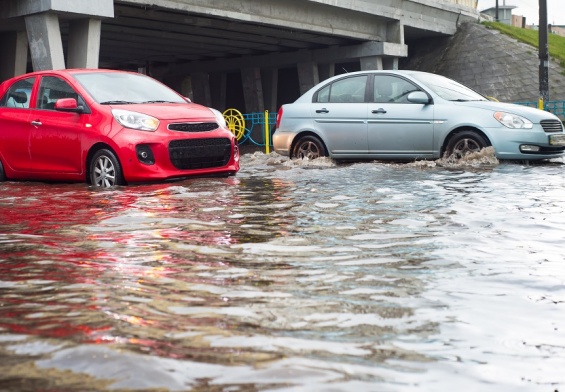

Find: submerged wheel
<box><xmin>0</xmin><ymin>160</ymin><xmax>5</xmax><ymax>182</ymax></box>
<box><xmin>90</xmin><ymin>149</ymin><xmax>125</xmax><ymax>188</ymax></box>
<box><xmin>446</xmin><ymin>130</ymin><xmax>488</xmax><ymax>159</ymax></box>
<box><xmin>292</xmin><ymin>135</ymin><xmax>327</xmax><ymax>160</ymax></box>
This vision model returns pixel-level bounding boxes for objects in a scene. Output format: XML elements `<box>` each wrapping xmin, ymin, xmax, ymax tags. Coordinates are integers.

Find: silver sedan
<box><xmin>273</xmin><ymin>70</ymin><xmax>565</xmax><ymax>161</ymax></box>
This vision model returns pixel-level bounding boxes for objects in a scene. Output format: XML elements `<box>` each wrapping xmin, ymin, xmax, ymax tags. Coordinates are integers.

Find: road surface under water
<box><xmin>0</xmin><ymin>150</ymin><xmax>564</xmax><ymax>391</ymax></box>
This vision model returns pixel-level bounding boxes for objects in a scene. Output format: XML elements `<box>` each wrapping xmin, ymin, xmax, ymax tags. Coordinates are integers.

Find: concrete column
<box><xmin>25</xmin><ymin>12</ymin><xmax>65</xmax><ymax>71</ymax></box>
<box><xmin>297</xmin><ymin>61</ymin><xmax>319</xmax><ymax>95</ymax></box>
<box><xmin>67</xmin><ymin>18</ymin><xmax>102</xmax><ymax>69</ymax></box>
<box><xmin>180</xmin><ymin>76</ymin><xmax>193</xmax><ymax>100</ymax></box>
<box><xmin>383</xmin><ymin>57</ymin><xmax>399</xmax><ymax>70</ymax></box>
<box><xmin>210</xmin><ymin>72</ymin><xmax>227</xmax><ymax>111</ymax></box>
<box><xmin>318</xmin><ymin>63</ymin><xmax>335</xmax><ymax>82</ymax></box>
<box><xmin>0</xmin><ymin>32</ymin><xmax>28</xmax><ymax>81</ymax></box>
<box><xmin>360</xmin><ymin>56</ymin><xmax>383</xmax><ymax>71</ymax></box>
<box><xmin>191</xmin><ymin>72</ymin><xmax>212</xmax><ymax>106</ymax></box>
<box><xmin>241</xmin><ymin>67</ymin><xmax>264</xmax><ymax>113</ymax></box>
<box><xmin>261</xmin><ymin>68</ymin><xmax>278</xmax><ymax>113</ymax></box>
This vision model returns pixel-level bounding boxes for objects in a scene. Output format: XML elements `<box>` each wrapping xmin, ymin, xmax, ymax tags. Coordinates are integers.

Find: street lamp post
<box><xmin>539</xmin><ymin>0</ymin><xmax>549</xmax><ymax>106</ymax></box>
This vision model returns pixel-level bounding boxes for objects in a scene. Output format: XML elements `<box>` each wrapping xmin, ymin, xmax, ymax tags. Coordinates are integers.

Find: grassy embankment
<box><xmin>483</xmin><ymin>21</ymin><xmax>565</xmax><ymax>74</ymax></box>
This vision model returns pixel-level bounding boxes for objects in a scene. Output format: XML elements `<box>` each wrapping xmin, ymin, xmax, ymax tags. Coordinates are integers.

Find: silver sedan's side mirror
<box><xmin>407</xmin><ymin>91</ymin><xmax>431</xmax><ymax>104</ymax></box>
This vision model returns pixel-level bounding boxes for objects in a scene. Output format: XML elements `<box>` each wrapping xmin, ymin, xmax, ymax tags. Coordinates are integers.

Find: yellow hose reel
<box><xmin>222</xmin><ymin>108</ymin><xmax>246</xmax><ymax>141</ymax></box>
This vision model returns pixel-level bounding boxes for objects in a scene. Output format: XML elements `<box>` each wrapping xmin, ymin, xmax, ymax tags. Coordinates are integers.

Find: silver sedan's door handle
<box><xmin>31</xmin><ymin>120</ymin><xmax>42</xmax><ymax>127</ymax></box>
<box><xmin>372</xmin><ymin>109</ymin><xmax>387</xmax><ymax>114</ymax></box>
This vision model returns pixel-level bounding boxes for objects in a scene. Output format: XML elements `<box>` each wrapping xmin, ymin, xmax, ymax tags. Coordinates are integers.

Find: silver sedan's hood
<box><xmin>453</xmin><ymin>100</ymin><xmax>559</xmax><ymax>123</ymax></box>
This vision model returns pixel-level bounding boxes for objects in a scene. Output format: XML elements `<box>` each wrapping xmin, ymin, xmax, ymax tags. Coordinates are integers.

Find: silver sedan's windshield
<box><xmin>411</xmin><ymin>72</ymin><xmax>487</xmax><ymax>102</ymax></box>
<box><xmin>74</xmin><ymin>72</ymin><xmax>187</xmax><ymax>104</ymax></box>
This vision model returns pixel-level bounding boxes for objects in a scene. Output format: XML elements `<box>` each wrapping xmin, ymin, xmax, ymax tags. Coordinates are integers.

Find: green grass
<box><xmin>483</xmin><ymin>21</ymin><xmax>565</xmax><ymax>70</ymax></box>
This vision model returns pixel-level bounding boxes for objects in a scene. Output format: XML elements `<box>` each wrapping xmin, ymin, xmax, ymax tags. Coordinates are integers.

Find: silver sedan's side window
<box><xmin>316</xmin><ymin>75</ymin><xmax>368</xmax><ymax>103</ymax></box>
<box><xmin>374</xmin><ymin>75</ymin><xmax>420</xmax><ymax>103</ymax></box>
<box><xmin>0</xmin><ymin>77</ymin><xmax>35</xmax><ymax>109</ymax></box>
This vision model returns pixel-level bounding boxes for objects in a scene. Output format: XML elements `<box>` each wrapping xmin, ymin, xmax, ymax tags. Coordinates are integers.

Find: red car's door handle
<box><xmin>31</xmin><ymin>120</ymin><xmax>42</xmax><ymax>127</ymax></box>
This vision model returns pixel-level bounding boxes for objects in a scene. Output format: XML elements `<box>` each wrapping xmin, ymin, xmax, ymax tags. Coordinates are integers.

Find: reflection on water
<box><xmin>1</xmin><ymin>151</ymin><xmax>564</xmax><ymax>391</ymax></box>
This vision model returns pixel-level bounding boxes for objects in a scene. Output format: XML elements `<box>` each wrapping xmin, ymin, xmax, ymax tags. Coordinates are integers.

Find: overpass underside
<box><xmin>0</xmin><ymin>0</ymin><xmax>479</xmax><ymax>111</ymax></box>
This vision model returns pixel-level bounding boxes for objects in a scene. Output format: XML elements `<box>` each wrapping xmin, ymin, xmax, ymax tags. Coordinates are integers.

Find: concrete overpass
<box><xmin>0</xmin><ymin>0</ymin><xmax>480</xmax><ymax>112</ymax></box>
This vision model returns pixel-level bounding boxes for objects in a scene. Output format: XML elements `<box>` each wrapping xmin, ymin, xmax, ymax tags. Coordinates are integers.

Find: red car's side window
<box><xmin>0</xmin><ymin>77</ymin><xmax>35</xmax><ymax>109</ymax></box>
<box><xmin>37</xmin><ymin>76</ymin><xmax>79</xmax><ymax>111</ymax></box>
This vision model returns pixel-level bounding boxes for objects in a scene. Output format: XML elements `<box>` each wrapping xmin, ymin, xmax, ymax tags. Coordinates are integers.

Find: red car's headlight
<box><xmin>112</xmin><ymin>109</ymin><xmax>160</xmax><ymax>131</ymax></box>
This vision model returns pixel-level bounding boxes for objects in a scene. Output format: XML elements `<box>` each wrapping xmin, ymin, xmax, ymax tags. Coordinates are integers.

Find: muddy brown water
<box><xmin>0</xmin><ymin>150</ymin><xmax>564</xmax><ymax>391</ymax></box>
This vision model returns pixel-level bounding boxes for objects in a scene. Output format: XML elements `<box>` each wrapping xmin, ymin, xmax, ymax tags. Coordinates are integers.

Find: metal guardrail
<box><xmin>514</xmin><ymin>100</ymin><xmax>565</xmax><ymax>118</ymax></box>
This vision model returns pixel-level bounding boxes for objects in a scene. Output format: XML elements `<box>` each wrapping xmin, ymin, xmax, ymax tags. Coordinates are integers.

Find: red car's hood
<box><xmin>108</xmin><ymin>103</ymin><xmax>216</xmax><ymax>121</ymax></box>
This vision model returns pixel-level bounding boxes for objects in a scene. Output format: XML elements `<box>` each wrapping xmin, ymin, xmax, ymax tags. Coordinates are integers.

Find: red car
<box><xmin>0</xmin><ymin>69</ymin><xmax>239</xmax><ymax>187</ymax></box>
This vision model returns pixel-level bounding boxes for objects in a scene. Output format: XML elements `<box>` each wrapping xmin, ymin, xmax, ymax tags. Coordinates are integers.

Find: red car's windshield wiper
<box><xmin>140</xmin><ymin>100</ymin><xmax>180</xmax><ymax>104</ymax></box>
<box><xmin>99</xmin><ymin>100</ymin><xmax>138</xmax><ymax>105</ymax></box>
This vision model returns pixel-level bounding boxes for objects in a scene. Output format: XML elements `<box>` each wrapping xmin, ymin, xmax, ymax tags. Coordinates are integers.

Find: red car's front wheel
<box><xmin>90</xmin><ymin>149</ymin><xmax>125</xmax><ymax>187</ymax></box>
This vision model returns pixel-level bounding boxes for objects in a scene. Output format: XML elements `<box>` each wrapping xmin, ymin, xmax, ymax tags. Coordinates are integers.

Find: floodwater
<box><xmin>0</xmin><ymin>149</ymin><xmax>564</xmax><ymax>392</ymax></box>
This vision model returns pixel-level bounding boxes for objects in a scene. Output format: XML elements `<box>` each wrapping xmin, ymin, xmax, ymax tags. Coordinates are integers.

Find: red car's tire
<box><xmin>89</xmin><ymin>149</ymin><xmax>125</xmax><ymax>187</ymax></box>
<box><xmin>0</xmin><ymin>160</ymin><xmax>5</xmax><ymax>182</ymax></box>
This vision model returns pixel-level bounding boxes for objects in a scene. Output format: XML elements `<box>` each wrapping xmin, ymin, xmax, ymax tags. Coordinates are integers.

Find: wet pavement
<box><xmin>0</xmin><ymin>150</ymin><xmax>564</xmax><ymax>391</ymax></box>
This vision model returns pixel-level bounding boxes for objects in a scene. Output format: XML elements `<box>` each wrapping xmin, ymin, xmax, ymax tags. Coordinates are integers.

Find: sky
<box><xmin>477</xmin><ymin>0</ymin><xmax>565</xmax><ymax>26</ymax></box>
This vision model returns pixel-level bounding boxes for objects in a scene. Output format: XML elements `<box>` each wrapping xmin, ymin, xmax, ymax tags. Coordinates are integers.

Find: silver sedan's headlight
<box><xmin>210</xmin><ymin>108</ymin><xmax>227</xmax><ymax>128</ymax></box>
<box><xmin>494</xmin><ymin>112</ymin><xmax>533</xmax><ymax>129</ymax></box>
<box><xmin>112</xmin><ymin>109</ymin><xmax>159</xmax><ymax>131</ymax></box>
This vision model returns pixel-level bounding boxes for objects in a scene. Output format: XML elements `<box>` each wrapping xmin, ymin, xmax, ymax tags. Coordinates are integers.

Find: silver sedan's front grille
<box><xmin>168</xmin><ymin>122</ymin><xmax>218</xmax><ymax>132</ymax></box>
<box><xmin>540</xmin><ymin>120</ymin><xmax>564</xmax><ymax>133</ymax></box>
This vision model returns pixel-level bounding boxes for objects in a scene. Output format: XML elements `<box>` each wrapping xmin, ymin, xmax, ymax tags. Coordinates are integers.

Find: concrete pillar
<box><xmin>241</xmin><ymin>67</ymin><xmax>264</xmax><ymax>113</ymax></box>
<box><xmin>191</xmin><ymin>72</ymin><xmax>212</xmax><ymax>106</ymax></box>
<box><xmin>210</xmin><ymin>72</ymin><xmax>227</xmax><ymax>111</ymax></box>
<box><xmin>383</xmin><ymin>57</ymin><xmax>399</xmax><ymax>70</ymax></box>
<box><xmin>25</xmin><ymin>12</ymin><xmax>65</xmax><ymax>71</ymax></box>
<box><xmin>0</xmin><ymin>32</ymin><xmax>28</xmax><ymax>81</ymax></box>
<box><xmin>261</xmin><ymin>68</ymin><xmax>278</xmax><ymax>113</ymax></box>
<box><xmin>67</xmin><ymin>18</ymin><xmax>102</xmax><ymax>69</ymax></box>
<box><xmin>318</xmin><ymin>63</ymin><xmax>335</xmax><ymax>82</ymax></box>
<box><xmin>360</xmin><ymin>56</ymin><xmax>383</xmax><ymax>71</ymax></box>
<box><xmin>297</xmin><ymin>61</ymin><xmax>319</xmax><ymax>95</ymax></box>
<box><xmin>180</xmin><ymin>76</ymin><xmax>193</xmax><ymax>100</ymax></box>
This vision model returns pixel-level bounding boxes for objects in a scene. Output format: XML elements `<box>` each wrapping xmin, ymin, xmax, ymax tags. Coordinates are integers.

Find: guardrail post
<box><xmin>264</xmin><ymin>110</ymin><xmax>270</xmax><ymax>154</ymax></box>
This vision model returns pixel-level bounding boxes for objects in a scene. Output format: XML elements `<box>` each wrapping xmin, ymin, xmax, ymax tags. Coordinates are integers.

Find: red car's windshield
<box><xmin>74</xmin><ymin>72</ymin><xmax>187</xmax><ymax>105</ymax></box>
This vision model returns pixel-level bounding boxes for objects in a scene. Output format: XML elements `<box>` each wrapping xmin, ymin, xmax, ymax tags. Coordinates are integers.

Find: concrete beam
<box><xmin>170</xmin><ymin>41</ymin><xmax>408</xmax><ymax>76</ymax></box>
<box><xmin>1</xmin><ymin>0</ymin><xmax>114</xmax><ymax>19</ymax></box>
<box><xmin>25</xmin><ymin>13</ymin><xmax>65</xmax><ymax>71</ymax></box>
<box><xmin>0</xmin><ymin>31</ymin><xmax>28</xmax><ymax>81</ymax></box>
<box><xmin>117</xmin><ymin>0</ymin><xmax>387</xmax><ymax>41</ymax></box>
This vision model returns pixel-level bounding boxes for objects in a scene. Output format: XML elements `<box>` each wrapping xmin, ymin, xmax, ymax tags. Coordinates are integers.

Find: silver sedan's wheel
<box><xmin>446</xmin><ymin>130</ymin><xmax>488</xmax><ymax>159</ymax></box>
<box><xmin>292</xmin><ymin>135</ymin><xmax>327</xmax><ymax>160</ymax></box>
<box><xmin>90</xmin><ymin>149</ymin><xmax>124</xmax><ymax>187</ymax></box>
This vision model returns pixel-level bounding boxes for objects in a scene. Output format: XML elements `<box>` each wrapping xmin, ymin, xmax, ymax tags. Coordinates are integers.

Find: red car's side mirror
<box><xmin>55</xmin><ymin>98</ymin><xmax>85</xmax><ymax>113</ymax></box>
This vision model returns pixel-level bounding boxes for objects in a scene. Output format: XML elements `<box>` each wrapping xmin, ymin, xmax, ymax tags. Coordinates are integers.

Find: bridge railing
<box><xmin>514</xmin><ymin>100</ymin><xmax>565</xmax><ymax>119</ymax></box>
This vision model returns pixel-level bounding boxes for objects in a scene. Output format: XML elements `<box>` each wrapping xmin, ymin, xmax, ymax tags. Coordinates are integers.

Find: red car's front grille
<box><xmin>169</xmin><ymin>138</ymin><xmax>232</xmax><ymax>170</ymax></box>
<box><xmin>168</xmin><ymin>122</ymin><xmax>218</xmax><ymax>132</ymax></box>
